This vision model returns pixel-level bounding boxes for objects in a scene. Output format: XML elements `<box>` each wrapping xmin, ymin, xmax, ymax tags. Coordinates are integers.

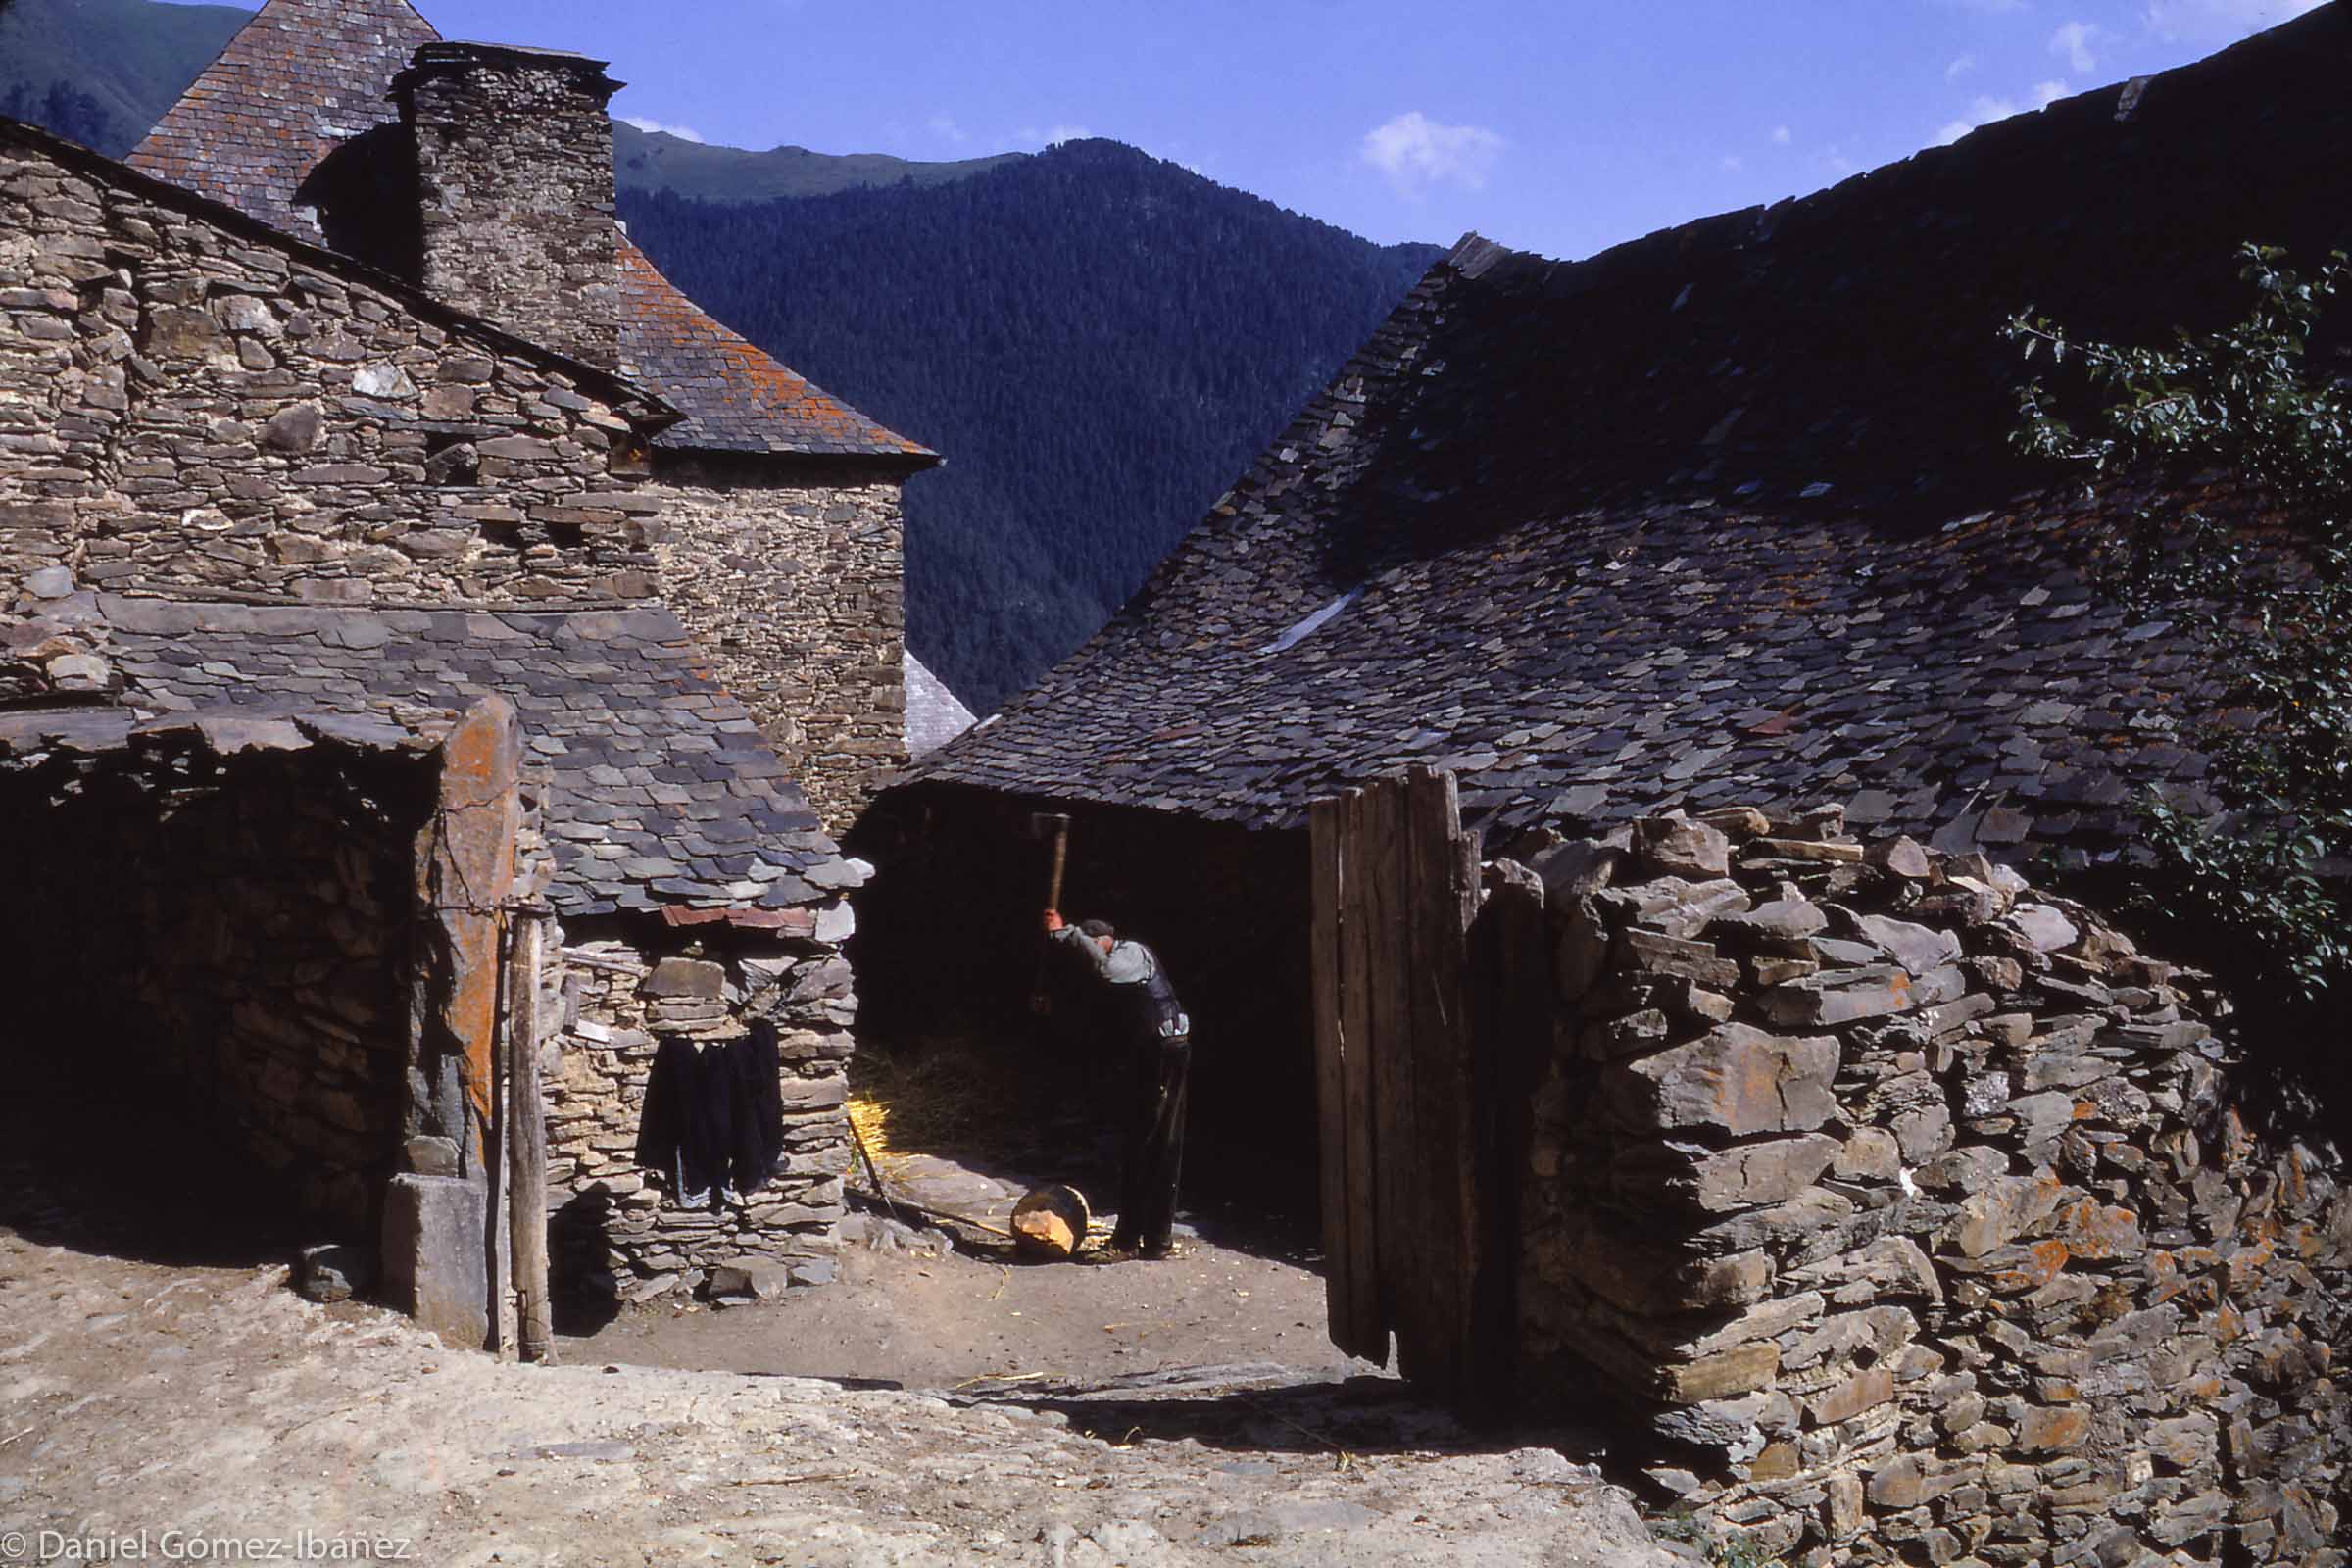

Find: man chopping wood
<box><xmin>1043</xmin><ymin>910</ymin><xmax>1191</xmax><ymax>1259</ymax></box>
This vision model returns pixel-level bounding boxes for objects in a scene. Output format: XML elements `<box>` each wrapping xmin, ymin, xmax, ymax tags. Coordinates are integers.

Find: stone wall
<box><xmin>397</xmin><ymin>44</ymin><xmax>622</xmax><ymax>373</ymax></box>
<box><xmin>0</xmin><ymin>714</ymin><xmax>444</xmax><ymax>1234</ymax></box>
<box><xmin>641</xmin><ymin>458</ymin><xmax>906</xmax><ymax>824</ymax></box>
<box><xmin>543</xmin><ymin>910</ymin><xmax>858</xmax><ymax>1303</ymax></box>
<box><xmin>1516</xmin><ymin>808</ymin><xmax>2351</xmax><ymax>1565</ymax></box>
<box><xmin>0</xmin><ymin>129</ymin><xmax>661</xmax><ymax>608</ymax></box>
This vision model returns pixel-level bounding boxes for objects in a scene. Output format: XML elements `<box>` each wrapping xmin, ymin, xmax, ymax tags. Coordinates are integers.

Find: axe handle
<box><xmin>1043</xmin><ymin>819</ymin><xmax>1070</xmax><ymax>913</ymax></box>
<box><xmin>1031</xmin><ymin>817</ymin><xmax>1071</xmax><ymax>1011</ymax></box>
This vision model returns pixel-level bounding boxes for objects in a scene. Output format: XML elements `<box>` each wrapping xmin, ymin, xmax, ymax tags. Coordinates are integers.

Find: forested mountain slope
<box><xmin>623</xmin><ymin>141</ymin><xmax>1441</xmax><ymax>710</ymax></box>
<box><xmin>0</xmin><ymin>0</ymin><xmax>249</xmax><ymax>156</ymax></box>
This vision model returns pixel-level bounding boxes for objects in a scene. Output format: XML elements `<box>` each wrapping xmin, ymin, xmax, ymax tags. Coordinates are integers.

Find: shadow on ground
<box><xmin>952</xmin><ymin>1367</ymin><xmax>1622</xmax><ymax>1464</ymax></box>
<box><xmin>0</xmin><ymin>1062</ymin><xmax>325</xmax><ymax>1273</ymax></box>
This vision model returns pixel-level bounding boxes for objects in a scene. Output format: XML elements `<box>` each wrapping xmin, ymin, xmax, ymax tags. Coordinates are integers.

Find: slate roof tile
<box><xmin>126</xmin><ymin>0</ymin><xmax>439</xmax><ymax>246</ymax></box>
<box><xmin>913</xmin><ymin>10</ymin><xmax>2352</xmax><ymax>866</ymax></box>
<box><xmin>98</xmin><ymin>597</ymin><xmax>847</xmax><ymax>918</ymax></box>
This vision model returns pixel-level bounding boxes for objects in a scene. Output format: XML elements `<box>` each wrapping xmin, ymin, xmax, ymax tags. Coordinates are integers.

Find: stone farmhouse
<box><xmin>854</xmin><ymin>13</ymin><xmax>2352</xmax><ymax>1562</ymax></box>
<box><xmin>0</xmin><ymin>0</ymin><xmax>952</xmax><ymax>1343</ymax></box>
<box><xmin>856</xmin><ymin>8</ymin><xmax>2352</xmax><ymax>1155</ymax></box>
<box><xmin>129</xmin><ymin>0</ymin><xmax>949</xmax><ymax>824</ymax></box>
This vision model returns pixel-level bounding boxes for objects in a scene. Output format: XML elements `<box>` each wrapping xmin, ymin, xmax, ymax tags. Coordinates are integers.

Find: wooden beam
<box><xmin>1368</xmin><ymin>773</ymin><xmax>1429</xmax><ymax>1381</ymax></box>
<box><xmin>1337</xmin><ymin>786</ymin><xmax>1386</xmax><ymax>1365</ymax></box>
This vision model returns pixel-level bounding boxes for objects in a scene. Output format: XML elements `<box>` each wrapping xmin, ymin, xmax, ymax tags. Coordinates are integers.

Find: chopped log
<box><xmin>1010</xmin><ymin>1184</ymin><xmax>1092</xmax><ymax>1260</ymax></box>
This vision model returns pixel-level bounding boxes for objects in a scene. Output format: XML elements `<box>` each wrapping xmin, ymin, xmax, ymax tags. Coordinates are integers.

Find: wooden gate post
<box><xmin>506</xmin><ymin>912</ymin><xmax>556</xmax><ymax>1362</ymax></box>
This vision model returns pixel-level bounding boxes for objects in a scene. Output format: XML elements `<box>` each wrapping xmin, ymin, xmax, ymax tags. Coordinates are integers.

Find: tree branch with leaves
<box><xmin>2007</xmin><ymin>242</ymin><xmax>2350</xmax><ymax>1114</ymax></box>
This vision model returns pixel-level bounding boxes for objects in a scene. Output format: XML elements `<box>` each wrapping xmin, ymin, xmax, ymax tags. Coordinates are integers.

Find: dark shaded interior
<box><xmin>0</xmin><ymin>738</ymin><xmax>434</xmax><ymax>1258</ymax></box>
<box><xmin>849</xmin><ymin>783</ymin><xmax>1319</xmax><ymax>1216</ymax></box>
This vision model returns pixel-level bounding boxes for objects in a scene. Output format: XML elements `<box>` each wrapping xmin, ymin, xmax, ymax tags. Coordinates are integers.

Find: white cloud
<box><xmin>1771</xmin><ymin>124</ymin><xmax>1792</xmax><ymax>145</ymax></box>
<box><xmin>1721</xmin><ymin>154</ymin><xmax>1746</xmax><ymax>172</ymax></box>
<box><xmin>1359</xmin><ymin>111</ymin><xmax>1505</xmax><ymax>196</ymax></box>
<box><xmin>2034</xmin><ymin>77</ymin><xmax>2072</xmax><ymax>106</ymax></box>
<box><xmin>620</xmin><ymin>116</ymin><xmax>705</xmax><ymax>144</ymax></box>
<box><xmin>2050</xmin><ymin>20</ymin><xmax>2102</xmax><ymax>72</ymax></box>
<box><xmin>1936</xmin><ymin>94</ymin><xmax>2023</xmax><ymax>145</ymax></box>
<box><xmin>927</xmin><ymin>113</ymin><xmax>970</xmax><ymax>146</ymax></box>
<box><xmin>1945</xmin><ymin>53</ymin><xmax>1978</xmax><ymax>82</ymax></box>
<box><xmin>2142</xmin><ymin>0</ymin><xmax>2326</xmax><ymax>40</ymax></box>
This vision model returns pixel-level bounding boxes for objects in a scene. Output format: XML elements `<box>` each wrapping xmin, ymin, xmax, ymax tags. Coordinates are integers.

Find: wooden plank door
<box><xmin>1309</xmin><ymin>766</ymin><xmax>1494</xmax><ymax>1400</ymax></box>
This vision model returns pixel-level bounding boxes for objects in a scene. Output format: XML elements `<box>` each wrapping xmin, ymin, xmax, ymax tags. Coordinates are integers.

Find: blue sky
<box><xmin>169</xmin><ymin>0</ymin><xmax>2328</xmax><ymax>260</ymax></box>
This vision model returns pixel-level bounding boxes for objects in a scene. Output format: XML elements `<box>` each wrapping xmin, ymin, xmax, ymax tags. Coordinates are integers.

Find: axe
<box><xmin>1028</xmin><ymin>810</ymin><xmax>1072</xmax><ymax>1013</ymax></box>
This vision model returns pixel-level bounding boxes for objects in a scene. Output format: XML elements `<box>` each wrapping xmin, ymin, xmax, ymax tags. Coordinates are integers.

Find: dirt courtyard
<box><xmin>572</xmin><ymin>1198</ymin><xmax>1358</xmax><ymax>1398</ymax></box>
<box><xmin>0</xmin><ymin>1067</ymin><xmax>1674</xmax><ymax>1567</ymax></box>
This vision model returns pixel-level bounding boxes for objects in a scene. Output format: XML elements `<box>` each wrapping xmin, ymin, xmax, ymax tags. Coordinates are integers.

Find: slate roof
<box><xmin>616</xmin><ymin>236</ymin><xmax>935</xmax><ymax>463</ymax></box>
<box><xmin>914</xmin><ymin>8</ymin><xmax>2352</xmax><ymax>866</ymax></box>
<box><xmin>93</xmin><ymin>598</ymin><xmax>849</xmax><ymax>919</ymax></box>
<box><xmin>126</xmin><ymin>0</ymin><xmax>438</xmax><ymax>245</ymax></box>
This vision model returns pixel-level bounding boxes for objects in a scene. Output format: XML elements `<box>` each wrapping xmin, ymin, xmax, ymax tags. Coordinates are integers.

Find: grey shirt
<box><xmin>1050</xmin><ymin>926</ymin><xmax>1189</xmax><ymax>1036</ymax></box>
<box><xmin>1051</xmin><ymin>926</ymin><xmax>1159</xmax><ymax>986</ymax></box>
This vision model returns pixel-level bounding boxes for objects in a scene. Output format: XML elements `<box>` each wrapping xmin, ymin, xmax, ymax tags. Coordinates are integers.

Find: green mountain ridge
<box><xmin>612</xmin><ymin>122</ymin><xmax>1023</xmax><ymax>203</ymax></box>
<box><xmin>4</xmin><ymin>0</ymin><xmax>1444</xmax><ymax>713</ymax></box>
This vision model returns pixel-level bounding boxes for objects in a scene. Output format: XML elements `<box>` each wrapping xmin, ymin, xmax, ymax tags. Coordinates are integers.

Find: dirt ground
<box><xmin>0</xmin><ymin>1054</ymin><xmax>1676</xmax><ymax>1566</ymax></box>
<box><xmin>560</xmin><ymin>1032</ymin><xmax>1359</xmax><ymax>1395</ymax></box>
<box><xmin>573</xmin><ymin>1200</ymin><xmax>1358</xmax><ymax>1396</ymax></box>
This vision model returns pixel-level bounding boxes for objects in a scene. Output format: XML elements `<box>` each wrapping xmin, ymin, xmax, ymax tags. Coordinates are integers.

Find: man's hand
<box><xmin>1043</xmin><ymin>909</ymin><xmax>1064</xmax><ymax>933</ymax></box>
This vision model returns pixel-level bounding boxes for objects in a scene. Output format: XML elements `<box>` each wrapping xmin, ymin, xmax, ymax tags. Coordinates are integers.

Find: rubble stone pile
<box><xmin>1515</xmin><ymin>806</ymin><xmax>2350</xmax><ymax>1566</ymax></box>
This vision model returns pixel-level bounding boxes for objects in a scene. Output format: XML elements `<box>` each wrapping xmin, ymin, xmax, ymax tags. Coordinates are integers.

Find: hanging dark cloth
<box><xmin>635</xmin><ymin>1037</ymin><xmax>736</xmax><ymax>1209</ymax></box>
<box><xmin>728</xmin><ymin>1019</ymin><xmax>786</xmax><ymax>1195</ymax></box>
<box><xmin>635</xmin><ymin>1026</ymin><xmax>787</xmax><ymax>1210</ymax></box>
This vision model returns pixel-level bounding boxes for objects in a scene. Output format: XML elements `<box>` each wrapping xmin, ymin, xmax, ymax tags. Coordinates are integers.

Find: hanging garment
<box><xmin>634</xmin><ymin>1037</ymin><xmax>737</xmax><ymax>1209</ymax></box>
<box><xmin>728</xmin><ymin>1019</ymin><xmax>786</xmax><ymax>1195</ymax></box>
<box><xmin>635</xmin><ymin>1026</ymin><xmax>789</xmax><ymax>1210</ymax></box>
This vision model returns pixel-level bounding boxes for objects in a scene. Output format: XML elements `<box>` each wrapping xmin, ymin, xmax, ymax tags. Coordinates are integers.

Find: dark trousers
<box><xmin>1111</xmin><ymin>1031</ymin><xmax>1190</xmax><ymax>1253</ymax></box>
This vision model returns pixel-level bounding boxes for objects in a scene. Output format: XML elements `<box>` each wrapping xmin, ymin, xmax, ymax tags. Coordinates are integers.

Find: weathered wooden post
<box><xmin>506</xmin><ymin>911</ymin><xmax>555</xmax><ymax>1362</ymax></box>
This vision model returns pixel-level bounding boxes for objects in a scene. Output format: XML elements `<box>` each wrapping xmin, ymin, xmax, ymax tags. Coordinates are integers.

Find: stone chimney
<box><xmin>394</xmin><ymin>42</ymin><xmax>623</xmax><ymax>370</ymax></box>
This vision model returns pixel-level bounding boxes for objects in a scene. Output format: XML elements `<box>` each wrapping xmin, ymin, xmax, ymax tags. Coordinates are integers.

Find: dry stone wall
<box><xmin>0</xmin><ymin>131</ymin><xmax>661</xmax><ymax>609</ymax></box>
<box><xmin>543</xmin><ymin>912</ymin><xmax>858</xmax><ymax>1302</ymax></box>
<box><xmin>1516</xmin><ymin>808</ymin><xmax>2350</xmax><ymax>1566</ymax></box>
<box><xmin>640</xmin><ymin>460</ymin><xmax>906</xmax><ymax>824</ymax></box>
